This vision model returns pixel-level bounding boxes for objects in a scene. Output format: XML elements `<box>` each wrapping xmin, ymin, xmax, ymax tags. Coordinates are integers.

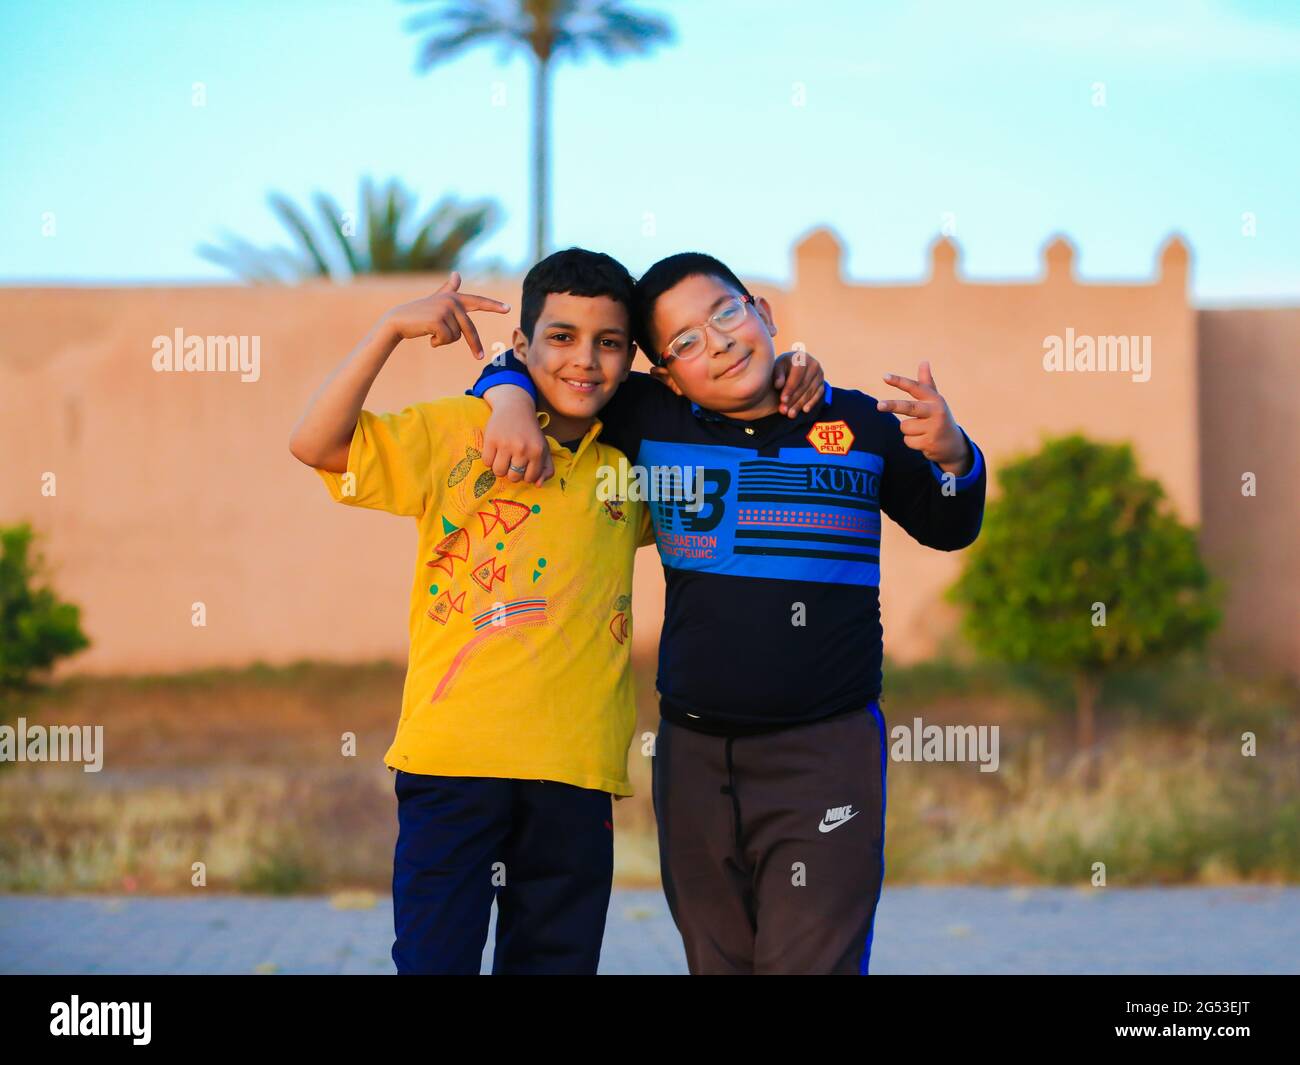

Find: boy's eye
<box><xmin>600</xmin><ymin>337</ymin><xmax>624</xmax><ymax>349</ymax></box>
<box><xmin>549</xmin><ymin>332</ymin><xmax>572</xmax><ymax>342</ymax></box>
<box><xmin>715</xmin><ymin>303</ymin><xmax>741</xmax><ymax>324</ymax></box>
<box><xmin>674</xmin><ymin>330</ymin><xmax>703</xmax><ymax>352</ymax></box>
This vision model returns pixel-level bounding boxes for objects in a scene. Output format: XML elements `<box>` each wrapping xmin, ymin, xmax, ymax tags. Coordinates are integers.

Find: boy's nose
<box><xmin>705</xmin><ymin>328</ymin><xmax>735</xmax><ymax>358</ymax></box>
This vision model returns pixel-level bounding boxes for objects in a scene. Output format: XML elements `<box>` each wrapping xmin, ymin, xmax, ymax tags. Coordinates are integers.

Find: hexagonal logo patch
<box><xmin>807</xmin><ymin>419</ymin><xmax>854</xmax><ymax>456</ymax></box>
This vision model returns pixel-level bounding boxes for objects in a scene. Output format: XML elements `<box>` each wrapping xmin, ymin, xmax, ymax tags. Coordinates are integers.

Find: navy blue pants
<box><xmin>391</xmin><ymin>770</ymin><xmax>614</xmax><ymax>974</ymax></box>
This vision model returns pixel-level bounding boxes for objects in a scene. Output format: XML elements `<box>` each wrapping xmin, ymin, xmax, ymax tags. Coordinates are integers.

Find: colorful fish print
<box><xmin>428</xmin><ymin>555</ymin><xmax>457</xmax><ymax>578</ymax></box>
<box><xmin>447</xmin><ymin>446</ymin><xmax>482</xmax><ymax>488</ymax></box>
<box><xmin>470</xmin><ymin>557</ymin><xmax>507</xmax><ymax>593</ymax></box>
<box><xmin>609</xmin><ymin>613</ymin><xmax>629</xmax><ymax>644</ymax></box>
<box><xmin>434</xmin><ymin>527</ymin><xmax>469</xmax><ymax>561</ymax></box>
<box><xmin>477</xmin><ymin>498</ymin><xmax>532</xmax><ymax>537</ymax></box>
<box><xmin>473</xmin><ymin>469</ymin><xmax>497</xmax><ymax>498</ymax></box>
<box><xmin>426</xmin><ymin>525</ymin><xmax>470</xmax><ymax>577</ymax></box>
<box><xmin>428</xmin><ymin>589</ymin><xmax>466</xmax><ymax>625</ymax></box>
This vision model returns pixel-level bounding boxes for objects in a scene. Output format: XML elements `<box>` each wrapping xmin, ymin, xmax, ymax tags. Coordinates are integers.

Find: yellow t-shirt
<box><xmin>316</xmin><ymin>395</ymin><xmax>653</xmax><ymax>795</ymax></box>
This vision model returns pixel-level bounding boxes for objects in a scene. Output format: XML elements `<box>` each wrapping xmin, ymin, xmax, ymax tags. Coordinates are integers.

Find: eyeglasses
<box><xmin>661</xmin><ymin>294</ymin><xmax>754</xmax><ymax>363</ymax></box>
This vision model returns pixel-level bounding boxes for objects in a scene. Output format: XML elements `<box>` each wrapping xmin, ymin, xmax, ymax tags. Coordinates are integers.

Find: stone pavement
<box><xmin>2</xmin><ymin>887</ymin><xmax>1297</xmax><ymax>975</ymax></box>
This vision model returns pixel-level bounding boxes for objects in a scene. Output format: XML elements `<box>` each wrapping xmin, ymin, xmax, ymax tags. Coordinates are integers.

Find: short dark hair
<box><xmin>520</xmin><ymin>247</ymin><xmax>636</xmax><ymax>345</ymax></box>
<box><xmin>633</xmin><ymin>252</ymin><xmax>752</xmax><ymax>364</ymax></box>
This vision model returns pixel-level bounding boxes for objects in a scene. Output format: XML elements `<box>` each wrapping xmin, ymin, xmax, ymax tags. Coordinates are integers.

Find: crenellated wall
<box><xmin>0</xmin><ymin>232</ymin><xmax>1293</xmax><ymax>678</ymax></box>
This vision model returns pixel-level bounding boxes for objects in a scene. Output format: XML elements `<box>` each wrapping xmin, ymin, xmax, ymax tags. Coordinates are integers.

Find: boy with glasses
<box><xmin>289</xmin><ymin>248</ymin><xmax>825</xmax><ymax>974</ymax></box>
<box><xmin>470</xmin><ymin>252</ymin><xmax>986</xmax><ymax>974</ymax></box>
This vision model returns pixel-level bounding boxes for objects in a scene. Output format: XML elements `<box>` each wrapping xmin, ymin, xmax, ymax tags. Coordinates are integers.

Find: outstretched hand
<box><xmin>381</xmin><ymin>272</ymin><xmax>511</xmax><ymax>359</ymax></box>
<box><xmin>876</xmin><ymin>360</ymin><xmax>969</xmax><ymax>472</ymax></box>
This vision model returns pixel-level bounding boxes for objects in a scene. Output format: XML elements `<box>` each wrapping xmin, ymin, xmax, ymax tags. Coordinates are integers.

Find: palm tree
<box><xmin>198</xmin><ymin>176</ymin><xmax>499</xmax><ymax>283</ymax></box>
<box><xmin>402</xmin><ymin>0</ymin><xmax>673</xmax><ymax>262</ymax></box>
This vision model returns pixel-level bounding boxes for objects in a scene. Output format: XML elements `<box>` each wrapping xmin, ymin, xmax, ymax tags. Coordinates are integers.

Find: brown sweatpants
<box><xmin>651</xmin><ymin>703</ymin><xmax>887</xmax><ymax>975</ymax></box>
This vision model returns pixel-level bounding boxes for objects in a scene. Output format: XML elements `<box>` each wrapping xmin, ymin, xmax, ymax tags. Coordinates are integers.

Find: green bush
<box><xmin>949</xmin><ymin>435</ymin><xmax>1220</xmax><ymax>756</ymax></box>
<box><xmin>0</xmin><ymin>523</ymin><xmax>89</xmax><ymax>691</ymax></box>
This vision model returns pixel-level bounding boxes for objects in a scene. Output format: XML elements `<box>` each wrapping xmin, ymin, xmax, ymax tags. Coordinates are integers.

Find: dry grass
<box><xmin>1</xmin><ymin>657</ymin><xmax>1296</xmax><ymax>894</ymax></box>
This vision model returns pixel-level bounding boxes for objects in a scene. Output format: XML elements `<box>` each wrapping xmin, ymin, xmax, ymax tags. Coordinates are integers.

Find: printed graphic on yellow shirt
<box><xmin>602</xmin><ymin>496</ymin><xmax>627</xmax><ymax>524</ymax></box>
<box><xmin>446</xmin><ymin>446</ymin><xmax>480</xmax><ymax>488</ymax></box>
<box><xmin>313</xmin><ymin>396</ymin><xmax>645</xmax><ymax>795</ymax></box>
<box><xmin>422</xmin><ymin>426</ymin><xmax>559</xmax><ymax>704</ymax></box>
<box><xmin>608</xmin><ymin>593</ymin><xmax>632</xmax><ymax>645</ymax></box>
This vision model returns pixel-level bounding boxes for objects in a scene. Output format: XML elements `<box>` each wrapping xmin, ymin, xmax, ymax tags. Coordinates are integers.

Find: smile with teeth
<box><xmin>561</xmin><ymin>377</ymin><xmax>599</xmax><ymax>393</ymax></box>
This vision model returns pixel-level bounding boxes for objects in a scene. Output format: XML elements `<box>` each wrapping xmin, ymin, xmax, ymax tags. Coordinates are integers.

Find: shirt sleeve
<box><xmin>469</xmin><ymin>350</ymin><xmax>672</xmax><ymax>461</ymax></box>
<box><xmin>877</xmin><ymin>413</ymin><xmax>986</xmax><ymax>551</ymax></box>
<box><xmin>467</xmin><ymin>353</ymin><xmax>537</xmax><ymax>402</ymax></box>
<box><xmin>315</xmin><ymin>405</ymin><xmax>438</xmax><ymax>518</ymax></box>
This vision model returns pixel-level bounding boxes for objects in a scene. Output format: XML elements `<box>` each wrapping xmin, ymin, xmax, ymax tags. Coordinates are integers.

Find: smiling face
<box><xmin>515</xmin><ymin>292</ymin><xmax>633</xmax><ymax>441</ymax></box>
<box><xmin>650</xmin><ymin>273</ymin><xmax>780</xmax><ymax>418</ymax></box>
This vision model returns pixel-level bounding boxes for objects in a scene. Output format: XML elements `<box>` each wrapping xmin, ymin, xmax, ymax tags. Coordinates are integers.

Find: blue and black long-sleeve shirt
<box><xmin>471</xmin><ymin>357</ymin><xmax>987</xmax><ymax>735</ymax></box>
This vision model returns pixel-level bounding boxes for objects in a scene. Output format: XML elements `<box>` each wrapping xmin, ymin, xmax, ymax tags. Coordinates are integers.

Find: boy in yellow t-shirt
<box><xmin>289</xmin><ymin>249</ymin><xmax>652</xmax><ymax>974</ymax></box>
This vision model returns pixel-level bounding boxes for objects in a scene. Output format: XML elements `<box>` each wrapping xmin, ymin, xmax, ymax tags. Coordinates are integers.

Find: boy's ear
<box><xmin>617</xmin><ymin>343</ymin><xmax>636</xmax><ymax>383</ymax></box>
<box><xmin>754</xmin><ymin>295</ymin><xmax>777</xmax><ymax>338</ymax></box>
<box><xmin>511</xmin><ymin>327</ymin><xmax>530</xmax><ymax>364</ymax></box>
<box><xmin>649</xmin><ymin>363</ymin><xmax>685</xmax><ymax>397</ymax></box>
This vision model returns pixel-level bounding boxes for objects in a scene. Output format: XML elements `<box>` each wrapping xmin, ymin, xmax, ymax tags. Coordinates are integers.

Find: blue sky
<box><xmin>2</xmin><ymin>0</ymin><xmax>1297</xmax><ymax>303</ymax></box>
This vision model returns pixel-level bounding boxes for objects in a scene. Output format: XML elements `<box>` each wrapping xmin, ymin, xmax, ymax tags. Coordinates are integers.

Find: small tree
<box><xmin>949</xmin><ymin>435</ymin><xmax>1220</xmax><ymax>765</ymax></box>
<box><xmin>0</xmin><ymin>524</ymin><xmax>89</xmax><ymax>691</ymax></box>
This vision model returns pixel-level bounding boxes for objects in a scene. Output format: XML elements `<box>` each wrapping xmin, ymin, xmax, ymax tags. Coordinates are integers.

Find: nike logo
<box><xmin>818</xmin><ymin>804</ymin><xmax>859</xmax><ymax>833</ymax></box>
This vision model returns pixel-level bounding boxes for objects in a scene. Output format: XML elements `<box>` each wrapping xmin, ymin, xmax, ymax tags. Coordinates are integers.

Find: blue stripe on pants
<box><xmin>859</xmin><ymin>701</ymin><xmax>887</xmax><ymax>974</ymax></box>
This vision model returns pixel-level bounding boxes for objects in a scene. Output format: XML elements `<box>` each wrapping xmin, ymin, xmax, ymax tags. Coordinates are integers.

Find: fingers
<box><xmin>450</xmin><ymin>302</ymin><xmax>484</xmax><ymax>360</ymax></box>
<box><xmin>481</xmin><ymin>436</ymin><xmax>498</xmax><ymax>471</ymax></box>
<box><xmin>427</xmin><ymin>310</ymin><xmax>461</xmax><ymax>348</ymax></box>
<box><xmin>882</xmin><ymin>371</ymin><xmax>934</xmax><ymax>400</ymax></box>
<box><xmin>498</xmin><ymin>438</ymin><xmax>551</xmax><ymax>484</ymax></box>
<box><xmin>877</xmin><ymin>397</ymin><xmax>930</xmax><ymax>418</ymax></box>
<box><xmin>489</xmin><ymin>444</ymin><xmax>552</xmax><ymax>485</ymax></box>
<box><xmin>490</xmin><ymin>447</ymin><xmax>514</xmax><ymax>479</ymax></box>
<box><xmin>918</xmin><ymin>360</ymin><xmax>936</xmax><ymax>391</ymax></box>
<box><xmin>776</xmin><ymin>361</ymin><xmax>797</xmax><ymax>412</ymax></box>
<box><xmin>792</xmin><ymin>359</ymin><xmax>825</xmax><ymax>414</ymax></box>
<box><xmin>792</xmin><ymin>383</ymin><xmax>821</xmax><ymax>415</ymax></box>
<box><xmin>786</xmin><ymin>373</ymin><xmax>821</xmax><ymax>416</ymax></box>
<box><xmin>458</xmin><ymin>293</ymin><xmax>512</xmax><ymax>314</ymax></box>
<box><xmin>435</xmin><ymin>271</ymin><xmax>461</xmax><ymax>295</ymax></box>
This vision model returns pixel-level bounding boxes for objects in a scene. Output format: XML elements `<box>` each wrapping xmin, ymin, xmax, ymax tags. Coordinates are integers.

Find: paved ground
<box><xmin>2</xmin><ymin>887</ymin><xmax>1297</xmax><ymax>974</ymax></box>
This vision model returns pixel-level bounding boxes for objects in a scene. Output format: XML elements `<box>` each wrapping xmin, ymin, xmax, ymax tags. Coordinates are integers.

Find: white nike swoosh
<box><xmin>818</xmin><ymin>811</ymin><xmax>860</xmax><ymax>833</ymax></box>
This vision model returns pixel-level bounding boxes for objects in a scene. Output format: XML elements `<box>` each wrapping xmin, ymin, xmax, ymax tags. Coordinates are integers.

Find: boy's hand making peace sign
<box><xmin>381</xmin><ymin>272</ymin><xmax>510</xmax><ymax>359</ymax></box>
<box><xmin>876</xmin><ymin>360</ymin><xmax>972</xmax><ymax>475</ymax></box>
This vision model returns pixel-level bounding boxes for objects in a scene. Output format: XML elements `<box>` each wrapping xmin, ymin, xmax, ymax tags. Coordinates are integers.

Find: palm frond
<box><xmin>313</xmin><ymin>192</ymin><xmax>365</xmax><ymax>278</ymax></box>
<box><xmin>197</xmin><ymin>232</ymin><xmax>294</xmax><ymax>285</ymax></box>
<box><xmin>268</xmin><ymin>192</ymin><xmax>333</xmax><ymax>277</ymax></box>
<box><xmin>196</xmin><ymin>177</ymin><xmax>499</xmax><ymax>283</ymax></box>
